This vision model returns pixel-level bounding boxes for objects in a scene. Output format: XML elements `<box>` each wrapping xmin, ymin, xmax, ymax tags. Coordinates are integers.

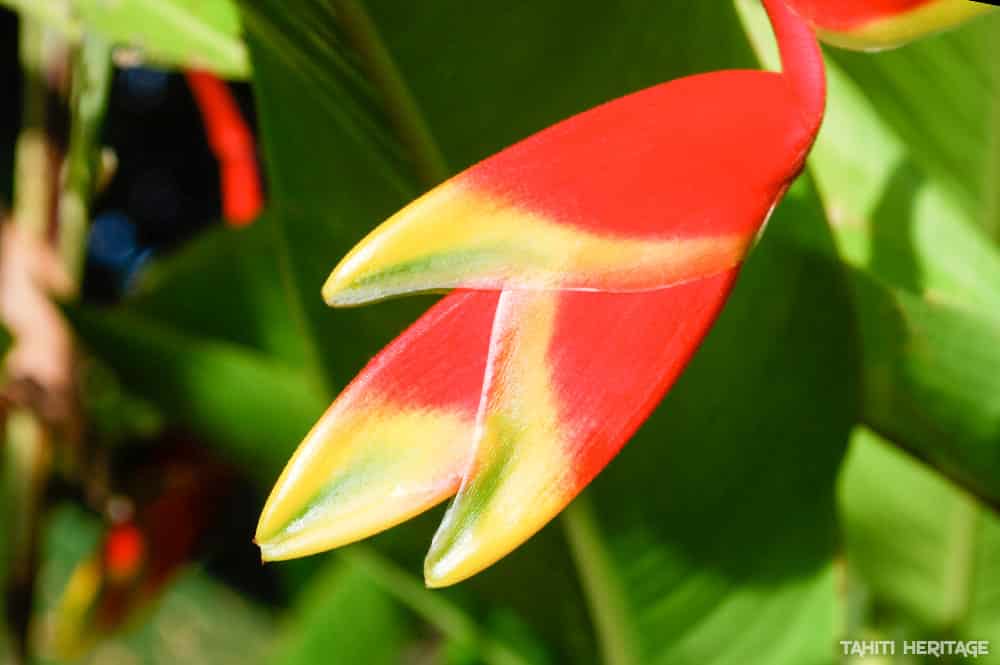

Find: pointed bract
<box><xmin>261</xmin><ymin>0</ymin><xmax>828</xmax><ymax>585</ymax></box>
<box><xmin>255</xmin><ymin>291</ymin><xmax>497</xmax><ymax>560</ymax></box>
<box><xmin>425</xmin><ymin>275</ymin><xmax>739</xmax><ymax>586</ymax></box>
<box><xmin>784</xmin><ymin>0</ymin><xmax>995</xmax><ymax>50</ymax></box>
<box><xmin>324</xmin><ymin>70</ymin><xmax>813</xmax><ymax>306</ymax></box>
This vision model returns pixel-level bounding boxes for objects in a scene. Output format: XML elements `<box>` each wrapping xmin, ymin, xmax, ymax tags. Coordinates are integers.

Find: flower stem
<box><xmin>12</xmin><ymin>17</ymin><xmax>53</xmax><ymax>239</ymax></box>
<box><xmin>2</xmin><ymin>18</ymin><xmax>58</xmax><ymax>663</ymax></box>
<box><xmin>563</xmin><ymin>497</ymin><xmax>639</xmax><ymax>665</ymax></box>
<box><xmin>58</xmin><ymin>34</ymin><xmax>113</xmax><ymax>293</ymax></box>
<box><xmin>343</xmin><ymin>546</ymin><xmax>535</xmax><ymax>665</ymax></box>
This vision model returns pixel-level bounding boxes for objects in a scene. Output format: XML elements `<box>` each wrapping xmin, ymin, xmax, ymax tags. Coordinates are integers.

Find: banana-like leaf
<box><xmin>742</xmin><ymin>0</ymin><xmax>1000</xmax><ymax>505</ymax></box>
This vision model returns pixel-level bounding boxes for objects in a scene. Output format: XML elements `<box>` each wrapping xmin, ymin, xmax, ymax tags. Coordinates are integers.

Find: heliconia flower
<box><xmin>783</xmin><ymin>0</ymin><xmax>996</xmax><ymax>50</ymax></box>
<box><xmin>256</xmin><ymin>0</ymin><xmax>826</xmax><ymax>587</ymax></box>
<box><xmin>186</xmin><ymin>70</ymin><xmax>263</xmax><ymax>226</ymax></box>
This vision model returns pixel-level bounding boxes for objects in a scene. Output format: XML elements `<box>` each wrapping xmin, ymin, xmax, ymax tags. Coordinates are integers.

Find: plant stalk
<box><xmin>3</xmin><ymin>17</ymin><xmax>56</xmax><ymax>663</ymax></box>
<box><xmin>563</xmin><ymin>497</ymin><xmax>640</xmax><ymax>665</ymax></box>
<box><xmin>58</xmin><ymin>34</ymin><xmax>113</xmax><ymax>292</ymax></box>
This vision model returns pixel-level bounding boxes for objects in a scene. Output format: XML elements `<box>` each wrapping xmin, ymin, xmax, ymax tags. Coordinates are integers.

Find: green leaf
<box><xmin>236</xmin><ymin>0</ymin><xmax>432</xmax><ymax>395</ymax></box>
<box><xmin>267</xmin><ymin>559</ymin><xmax>413</xmax><ymax>665</ymax></box>
<box><xmin>738</xmin><ymin>0</ymin><xmax>1000</xmax><ymax>315</ymax></box>
<box><xmin>0</xmin><ymin>0</ymin><xmax>250</xmax><ymax>78</ymax></box>
<box><xmin>805</xmin><ymin>28</ymin><xmax>1000</xmax><ymax>504</ymax></box>
<box><xmin>741</xmin><ymin>0</ymin><xmax>1000</xmax><ymax>506</ymax></box>
<box><xmin>68</xmin><ymin>215</ymin><xmax>323</xmax><ymax>479</ymax></box>
<box><xmin>82</xmin><ymin>0</ymin><xmax>247</xmax><ymax>76</ymax></box>
<box><xmin>849</xmin><ymin>272</ymin><xmax>1000</xmax><ymax>505</ymax></box>
<box><xmin>839</xmin><ymin>429</ymin><xmax>1000</xmax><ymax>655</ymax></box>
<box><xmin>60</xmin><ymin>32</ymin><xmax>113</xmax><ymax>288</ymax></box>
<box><xmin>67</xmin><ymin>304</ymin><xmax>325</xmax><ymax>485</ymax></box>
<box><xmin>810</xmin><ymin>53</ymin><xmax>1000</xmax><ymax>319</ymax></box>
<box><xmin>825</xmin><ymin>14</ymin><xmax>1000</xmax><ymax>229</ymax></box>
<box><xmin>130</xmin><ymin>217</ymin><xmax>312</xmax><ymax>368</ymax></box>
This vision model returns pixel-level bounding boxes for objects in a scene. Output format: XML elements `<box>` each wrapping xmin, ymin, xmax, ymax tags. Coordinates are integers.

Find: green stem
<box><xmin>331</xmin><ymin>0</ymin><xmax>450</xmax><ymax>188</ymax></box>
<box><xmin>13</xmin><ymin>17</ymin><xmax>52</xmax><ymax>238</ymax></box>
<box><xmin>562</xmin><ymin>497</ymin><xmax>639</xmax><ymax>665</ymax></box>
<box><xmin>0</xmin><ymin>413</ymin><xmax>49</xmax><ymax>664</ymax></box>
<box><xmin>58</xmin><ymin>34</ymin><xmax>113</xmax><ymax>293</ymax></box>
<box><xmin>343</xmin><ymin>546</ymin><xmax>535</xmax><ymax>665</ymax></box>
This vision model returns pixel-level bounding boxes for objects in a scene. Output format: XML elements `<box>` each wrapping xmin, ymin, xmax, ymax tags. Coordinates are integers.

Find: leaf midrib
<box><xmin>331</xmin><ymin>0</ymin><xmax>450</xmax><ymax>188</ymax></box>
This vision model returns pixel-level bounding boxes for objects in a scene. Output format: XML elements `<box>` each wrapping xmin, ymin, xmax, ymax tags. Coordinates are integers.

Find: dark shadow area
<box><xmin>868</xmin><ymin>159</ymin><xmax>925</xmax><ymax>295</ymax></box>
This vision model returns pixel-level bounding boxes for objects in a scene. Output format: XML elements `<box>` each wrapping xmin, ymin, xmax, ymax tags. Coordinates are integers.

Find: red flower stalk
<box><xmin>186</xmin><ymin>70</ymin><xmax>263</xmax><ymax>226</ymax></box>
<box><xmin>257</xmin><ymin>0</ymin><xmax>826</xmax><ymax>586</ymax></box>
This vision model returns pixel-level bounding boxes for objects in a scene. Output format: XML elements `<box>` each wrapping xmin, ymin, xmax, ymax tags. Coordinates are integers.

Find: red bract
<box><xmin>186</xmin><ymin>71</ymin><xmax>263</xmax><ymax>226</ymax></box>
<box><xmin>784</xmin><ymin>0</ymin><xmax>995</xmax><ymax>49</ymax></box>
<box><xmin>257</xmin><ymin>0</ymin><xmax>828</xmax><ymax>587</ymax></box>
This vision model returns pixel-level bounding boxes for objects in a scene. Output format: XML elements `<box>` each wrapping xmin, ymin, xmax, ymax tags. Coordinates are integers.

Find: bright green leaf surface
<box><xmin>826</xmin><ymin>15</ymin><xmax>1000</xmax><ymax>227</ymax></box>
<box><xmin>77</xmin><ymin>0</ymin><xmax>247</xmax><ymax>77</ymax></box>
<box><xmin>850</xmin><ymin>273</ymin><xmax>1000</xmax><ymax>504</ymax></box>
<box><xmin>840</xmin><ymin>430</ymin><xmax>1000</xmax><ymax>657</ymax></box>
<box><xmin>739</xmin><ymin>0</ymin><xmax>1000</xmax><ymax>315</ymax></box>
<box><xmin>742</xmin><ymin>0</ymin><xmax>1000</xmax><ymax>506</ymax></box>
<box><xmin>811</xmin><ymin>34</ymin><xmax>1000</xmax><ymax>504</ymax></box>
<box><xmin>0</xmin><ymin>0</ymin><xmax>250</xmax><ymax>78</ymax></box>
<box><xmin>267</xmin><ymin>559</ymin><xmax>412</xmax><ymax>665</ymax></box>
<box><xmin>4</xmin><ymin>0</ymin><xmax>249</xmax><ymax>76</ymax></box>
<box><xmin>811</xmin><ymin>50</ymin><xmax>1000</xmax><ymax>319</ymax></box>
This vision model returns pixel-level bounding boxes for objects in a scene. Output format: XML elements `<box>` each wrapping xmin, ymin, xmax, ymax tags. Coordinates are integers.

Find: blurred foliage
<box><xmin>267</xmin><ymin>560</ymin><xmax>412</xmax><ymax>665</ymax></box>
<box><xmin>0</xmin><ymin>0</ymin><xmax>247</xmax><ymax>77</ymax></box>
<box><xmin>33</xmin><ymin>504</ymin><xmax>272</xmax><ymax>665</ymax></box>
<box><xmin>0</xmin><ymin>0</ymin><xmax>998</xmax><ymax>664</ymax></box>
<box><xmin>840</xmin><ymin>430</ymin><xmax>1000</xmax><ymax>657</ymax></box>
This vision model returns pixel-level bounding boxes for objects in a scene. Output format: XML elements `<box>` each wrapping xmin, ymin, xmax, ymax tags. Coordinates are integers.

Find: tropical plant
<box><xmin>0</xmin><ymin>1</ymin><xmax>998</xmax><ymax>664</ymax></box>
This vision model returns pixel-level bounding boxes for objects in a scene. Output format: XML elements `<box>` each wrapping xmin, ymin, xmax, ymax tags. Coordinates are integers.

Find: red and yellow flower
<box><xmin>257</xmin><ymin>0</ymin><xmax>827</xmax><ymax>586</ymax></box>
<box><xmin>785</xmin><ymin>0</ymin><xmax>995</xmax><ymax>50</ymax></box>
